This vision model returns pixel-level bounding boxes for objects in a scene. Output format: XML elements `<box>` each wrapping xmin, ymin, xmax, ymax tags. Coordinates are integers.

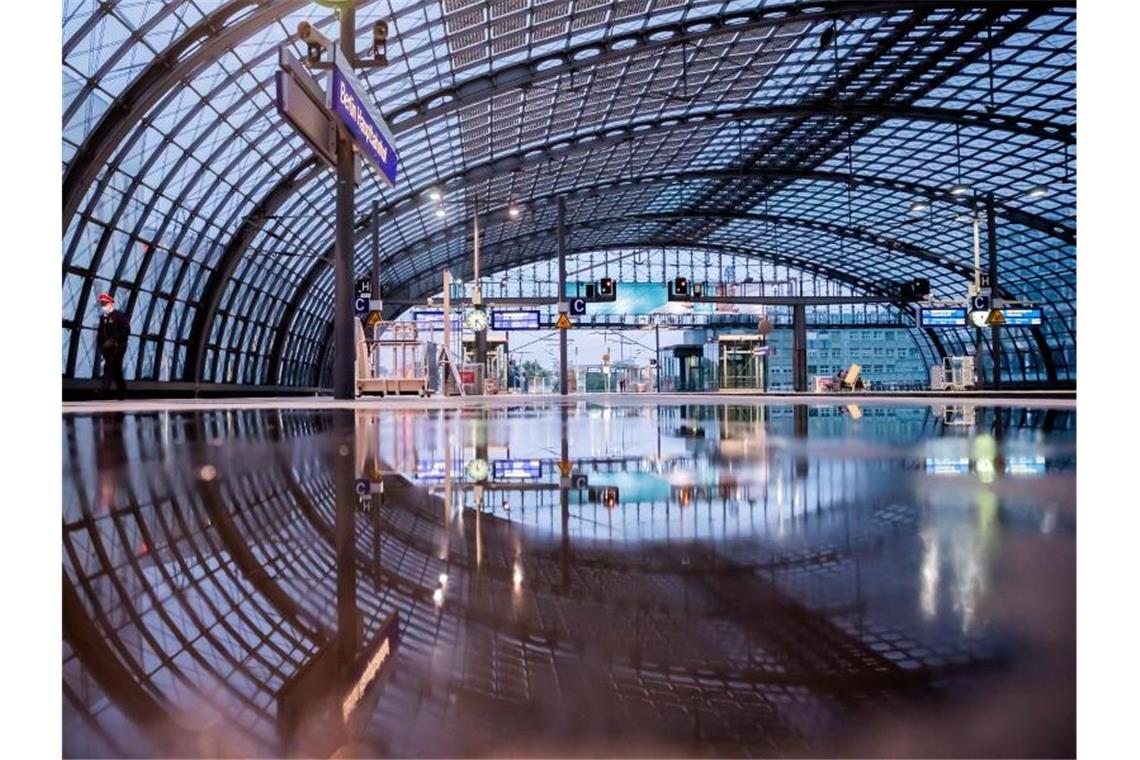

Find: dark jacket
<box><xmin>96</xmin><ymin>309</ymin><xmax>130</xmax><ymax>357</ymax></box>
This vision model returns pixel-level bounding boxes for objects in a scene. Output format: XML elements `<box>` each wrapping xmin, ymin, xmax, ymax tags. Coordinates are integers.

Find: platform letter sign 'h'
<box><xmin>330</xmin><ymin>45</ymin><xmax>399</xmax><ymax>186</ymax></box>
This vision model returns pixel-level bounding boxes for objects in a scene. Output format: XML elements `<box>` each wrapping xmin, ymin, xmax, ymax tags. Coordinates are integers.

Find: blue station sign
<box><xmin>492</xmin><ymin>459</ymin><xmax>543</xmax><ymax>481</ymax></box>
<box><xmin>491</xmin><ymin>310</ymin><xmax>541</xmax><ymax>330</ymax></box>
<box><xmin>919</xmin><ymin>307</ymin><xmax>967</xmax><ymax>327</ymax></box>
<box><xmin>1001</xmin><ymin>307</ymin><xmax>1044</xmax><ymax>326</ymax></box>
<box><xmin>331</xmin><ymin>45</ymin><xmax>399</xmax><ymax>186</ymax></box>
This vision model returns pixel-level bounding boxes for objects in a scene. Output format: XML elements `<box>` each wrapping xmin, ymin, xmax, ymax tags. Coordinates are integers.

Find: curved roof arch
<box><xmin>61</xmin><ymin>0</ymin><xmax>1076</xmax><ymax>387</ymax></box>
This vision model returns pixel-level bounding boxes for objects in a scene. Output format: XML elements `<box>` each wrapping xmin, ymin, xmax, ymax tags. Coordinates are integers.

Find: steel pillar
<box><xmin>557</xmin><ymin>197</ymin><xmax>568</xmax><ymax>396</ymax></box>
<box><xmin>370</xmin><ymin>199</ymin><xmax>380</xmax><ymax>326</ymax></box>
<box><xmin>792</xmin><ymin>303</ymin><xmax>808</xmax><ymax>392</ymax></box>
<box><xmin>655</xmin><ymin>324</ymin><xmax>661</xmax><ymax>393</ymax></box>
<box><xmin>331</xmin><ymin>6</ymin><xmax>359</xmax><ymax>400</ymax></box>
<box><xmin>333</xmin><ymin>128</ymin><xmax>356</xmax><ymax>400</ymax></box>
<box><xmin>334</xmin><ymin>412</ymin><xmax>358</xmax><ymax>671</ymax></box>
<box><xmin>987</xmin><ymin>191</ymin><xmax>1001</xmax><ymax>390</ymax></box>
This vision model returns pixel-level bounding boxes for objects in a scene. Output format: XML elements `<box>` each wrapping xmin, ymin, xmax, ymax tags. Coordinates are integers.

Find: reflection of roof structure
<box><xmin>63</xmin><ymin>2</ymin><xmax>1075</xmax><ymax>389</ymax></box>
<box><xmin>61</xmin><ymin>408</ymin><xmax>1072</xmax><ymax>756</ymax></box>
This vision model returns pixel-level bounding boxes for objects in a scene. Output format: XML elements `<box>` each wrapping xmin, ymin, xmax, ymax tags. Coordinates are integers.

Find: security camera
<box><xmin>371</xmin><ymin>20</ymin><xmax>389</xmax><ymax>63</ymax></box>
<box><xmin>297</xmin><ymin>21</ymin><xmax>332</xmax><ymax>63</ymax></box>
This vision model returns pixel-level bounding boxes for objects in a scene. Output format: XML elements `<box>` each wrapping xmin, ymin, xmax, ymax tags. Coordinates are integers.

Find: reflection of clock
<box><xmin>969</xmin><ymin>309</ymin><xmax>990</xmax><ymax>327</ymax></box>
<box><xmin>465</xmin><ymin>307</ymin><xmax>489</xmax><ymax>332</ymax></box>
<box><xmin>465</xmin><ymin>458</ymin><xmax>489</xmax><ymax>482</ymax></box>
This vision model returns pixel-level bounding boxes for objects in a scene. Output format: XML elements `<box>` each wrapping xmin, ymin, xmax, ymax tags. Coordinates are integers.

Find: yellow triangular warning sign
<box><xmin>555</xmin><ymin>312</ymin><xmax>573</xmax><ymax>329</ymax></box>
<box><xmin>986</xmin><ymin>309</ymin><xmax>1006</xmax><ymax>326</ymax></box>
<box><xmin>558</xmin><ymin>460</ymin><xmax>572</xmax><ymax>478</ymax></box>
<box><xmin>366</xmin><ymin>311</ymin><xmax>382</xmax><ymax>327</ymax></box>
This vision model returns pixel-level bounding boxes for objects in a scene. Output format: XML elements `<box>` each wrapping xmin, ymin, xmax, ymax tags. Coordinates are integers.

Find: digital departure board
<box><xmin>492</xmin><ymin>459</ymin><xmax>542</xmax><ymax>480</ymax></box>
<box><xmin>491</xmin><ymin>310</ymin><xmax>541</xmax><ymax>330</ymax></box>
<box><xmin>413</xmin><ymin>310</ymin><xmax>461</xmax><ymax>330</ymax></box>
<box><xmin>1001</xmin><ymin>307</ymin><xmax>1044</xmax><ymax>326</ymax></box>
<box><xmin>919</xmin><ymin>307</ymin><xmax>967</xmax><ymax>327</ymax></box>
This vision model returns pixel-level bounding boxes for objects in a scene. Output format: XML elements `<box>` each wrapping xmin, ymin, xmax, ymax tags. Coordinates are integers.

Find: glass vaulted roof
<box><xmin>61</xmin><ymin>0</ymin><xmax>1076</xmax><ymax>387</ymax></box>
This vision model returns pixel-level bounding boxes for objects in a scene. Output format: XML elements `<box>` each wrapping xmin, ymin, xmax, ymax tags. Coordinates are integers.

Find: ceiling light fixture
<box><xmin>428</xmin><ymin>188</ymin><xmax>442</xmax><ymax>202</ymax></box>
<box><xmin>435</xmin><ymin>207</ymin><xmax>446</xmax><ymax>218</ymax></box>
<box><xmin>507</xmin><ymin>204</ymin><xmax>521</xmax><ymax>219</ymax></box>
<box><xmin>909</xmin><ymin>199</ymin><xmax>930</xmax><ymax>214</ymax></box>
<box><xmin>949</xmin><ymin>183</ymin><xmax>971</xmax><ymax>197</ymax></box>
<box><xmin>1025</xmin><ymin>184</ymin><xmax>1051</xmax><ymax>200</ymax></box>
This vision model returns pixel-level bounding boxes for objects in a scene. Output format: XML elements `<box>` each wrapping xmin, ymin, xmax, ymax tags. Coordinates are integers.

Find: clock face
<box><xmin>465</xmin><ymin>458</ymin><xmax>489</xmax><ymax>482</ymax></box>
<box><xmin>465</xmin><ymin>307</ymin><xmax>489</xmax><ymax>331</ymax></box>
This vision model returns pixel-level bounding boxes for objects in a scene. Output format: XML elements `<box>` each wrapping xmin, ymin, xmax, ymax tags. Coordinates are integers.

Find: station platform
<box><xmin>62</xmin><ymin>390</ymin><xmax>1076</xmax><ymax>415</ymax></box>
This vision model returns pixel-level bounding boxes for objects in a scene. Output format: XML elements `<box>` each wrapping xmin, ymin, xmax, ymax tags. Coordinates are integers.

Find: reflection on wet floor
<box><xmin>62</xmin><ymin>402</ymin><xmax>1075</xmax><ymax>758</ymax></box>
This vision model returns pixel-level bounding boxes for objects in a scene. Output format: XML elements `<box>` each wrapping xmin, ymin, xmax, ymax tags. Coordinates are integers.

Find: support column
<box><xmin>473</xmin><ymin>212</ymin><xmax>487</xmax><ymax>393</ymax></box>
<box><xmin>655</xmin><ymin>323</ymin><xmax>661</xmax><ymax>393</ymax></box>
<box><xmin>332</xmin><ymin>128</ymin><xmax>355</xmax><ymax>400</ymax></box>
<box><xmin>334</xmin><ymin>412</ymin><xmax>358</xmax><ymax>672</ymax></box>
<box><xmin>557</xmin><ymin>197</ymin><xmax>568</xmax><ymax>396</ymax></box>
<box><xmin>792</xmin><ymin>303</ymin><xmax>807</xmax><ymax>392</ymax></box>
<box><xmin>559</xmin><ymin>404</ymin><xmax>570</xmax><ymax>591</ymax></box>
<box><xmin>370</xmin><ymin>200</ymin><xmax>380</xmax><ymax>312</ymax></box>
<box><xmin>975</xmin><ymin>327</ymin><xmax>985</xmax><ymax>390</ymax></box>
<box><xmin>987</xmin><ymin>191</ymin><xmax>1001</xmax><ymax>390</ymax></box>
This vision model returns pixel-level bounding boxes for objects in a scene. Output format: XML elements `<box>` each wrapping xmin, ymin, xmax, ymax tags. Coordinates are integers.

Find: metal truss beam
<box><xmin>386</xmin><ymin>0</ymin><xmax>1074</xmax><ymax>137</ymax></box>
<box><xmin>369</xmin><ymin>102</ymin><xmax>1073</xmax><ymax>233</ymax></box>
<box><xmin>62</xmin><ymin>0</ymin><xmax>307</xmax><ymax>227</ymax></box>
<box><xmin>183</xmin><ymin>157</ymin><xmax>322</xmax><ymax>383</ymax></box>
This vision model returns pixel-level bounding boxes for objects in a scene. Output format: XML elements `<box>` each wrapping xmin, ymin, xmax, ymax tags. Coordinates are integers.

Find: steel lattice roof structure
<box><xmin>62</xmin><ymin>1</ymin><xmax>1076</xmax><ymax>389</ymax></box>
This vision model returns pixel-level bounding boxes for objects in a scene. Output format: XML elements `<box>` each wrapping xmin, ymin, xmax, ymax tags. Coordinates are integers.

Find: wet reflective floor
<box><xmin>62</xmin><ymin>401</ymin><xmax>1075</xmax><ymax>758</ymax></box>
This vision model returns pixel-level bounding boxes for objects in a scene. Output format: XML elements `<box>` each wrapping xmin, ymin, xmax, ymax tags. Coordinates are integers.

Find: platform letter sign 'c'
<box><xmin>330</xmin><ymin>45</ymin><xmax>399</xmax><ymax>186</ymax></box>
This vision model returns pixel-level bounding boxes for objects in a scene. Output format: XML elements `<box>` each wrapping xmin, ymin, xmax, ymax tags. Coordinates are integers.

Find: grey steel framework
<box><xmin>62</xmin><ymin>1</ymin><xmax>1076</xmax><ymax>390</ymax></box>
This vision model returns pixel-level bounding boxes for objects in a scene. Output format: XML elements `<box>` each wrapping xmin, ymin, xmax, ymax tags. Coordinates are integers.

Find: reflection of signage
<box><xmin>986</xmin><ymin>308</ymin><xmax>1007</xmax><ymax>326</ymax></box>
<box><xmin>919</xmin><ymin>307</ymin><xmax>967</xmax><ymax>327</ymax></box>
<box><xmin>493</xmin><ymin>459</ymin><xmax>542</xmax><ymax>480</ymax></box>
<box><xmin>416</xmin><ymin>460</ymin><xmax>462</xmax><ymax>482</ymax></box>
<box><xmin>341</xmin><ymin>611</ymin><xmax>400</xmax><ymax>723</ymax></box>
<box><xmin>1007</xmin><ymin>455</ymin><xmax>1046</xmax><ymax>475</ymax></box>
<box><xmin>588</xmin><ymin>486</ymin><xmax>619</xmax><ymax>508</ymax></box>
<box><xmin>354</xmin><ymin>296</ymin><xmax>369</xmax><ymax>317</ymax></box>
<box><xmin>331</xmin><ymin>46</ymin><xmax>399</xmax><ymax>186</ymax></box>
<box><xmin>459</xmin><ymin>370</ymin><xmax>475</xmax><ymax>384</ymax></box>
<box><xmin>354</xmin><ymin>478</ymin><xmax>370</xmax><ymax>496</ymax></box>
<box><xmin>491</xmin><ymin>309</ymin><xmax>541</xmax><ymax>330</ymax></box>
<box><xmin>925</xmin><ymin>458</ymin><xmax>971</xmax><ymax>475</ymax></box>
<box><xmin>569</xmin><ymin>297</ymin><xmax>587</xmax><ymax>316</ymax></box>
<box><xmin>971</xmin><ymin>294</ymin><xmax>991</xmax><ymax>312</ymax></box>
<box><xmin>1001</xmin><ymin>307</ymin><xmax>1044</xmax><ymax>326</ymax></box>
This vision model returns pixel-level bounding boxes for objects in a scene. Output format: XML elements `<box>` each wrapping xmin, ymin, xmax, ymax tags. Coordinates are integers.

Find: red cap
<box><xmin>97</xmin><ymin>293</ymin><xmax>115</xmax><ymax>305</ymax></box>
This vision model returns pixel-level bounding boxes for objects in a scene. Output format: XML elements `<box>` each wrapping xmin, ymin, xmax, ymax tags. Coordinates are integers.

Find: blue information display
<box><xmin>1001</xmin><ymin>307</ymin><xmax>1044</xmax><ymax>326</ymax></box>
<box><xmin>919</xmin><ymin>307</ymin><xmax>967</xmax><ymax>327</ymax></box>
<box><xmin>491</xmin><ymin>310</ymin><xmax>541</xmax><ymax>330</ymax></box>
<box><xmin>413</xmin><ymin>310</ymin><xmax>461</xmax><ymax>330</ymax></box>
<box><xmin>415</xmin><ymin>460</ymin><xmax>464</xmax><ymax>482</ymax></box>
<box><xmin>331</xmin><ymin>46</ymin><xmax>399</xmax><ymax>186</ymax></box>
<box><xmin>493</xmin><ymin>459</ymin><xmax>542</xmax><ymax>480</ymax></box>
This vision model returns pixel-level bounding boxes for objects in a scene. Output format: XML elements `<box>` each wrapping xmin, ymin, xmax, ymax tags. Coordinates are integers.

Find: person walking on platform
<box><xmin>96</xmin><ymin>293</ymin><xmax>130</xmax><ymax>400</ymax></box>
